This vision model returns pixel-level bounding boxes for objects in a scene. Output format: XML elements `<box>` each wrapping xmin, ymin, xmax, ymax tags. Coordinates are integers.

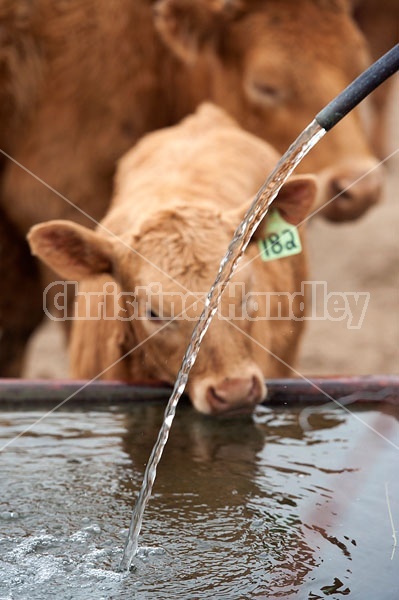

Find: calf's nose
<box><xmin>206</xmin><ymin>375</ymin><xmax>264</xmax><ymax>414</ymax></box>
<box><xmin>321</xmin><ymin>162</ymin><xmax>383</xmax><ymax>222</ymax></box>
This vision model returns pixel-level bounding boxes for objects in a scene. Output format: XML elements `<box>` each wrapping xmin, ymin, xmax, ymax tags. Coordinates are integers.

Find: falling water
<box><xmin>120</xmin><ymin>119</ymin><xmax>326</xmax><ymax>571</ymax></box>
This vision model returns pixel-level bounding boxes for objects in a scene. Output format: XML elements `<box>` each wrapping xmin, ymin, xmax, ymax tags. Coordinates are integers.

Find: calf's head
<box><xmin>154</xmin><ymin>0</ymin><xmax>383</xmax><ymax>221</ymax></box>
<box><xmin>28</xmin><ymin>175</ymin><xmax>316</xmax><ymax>414</ymax></box>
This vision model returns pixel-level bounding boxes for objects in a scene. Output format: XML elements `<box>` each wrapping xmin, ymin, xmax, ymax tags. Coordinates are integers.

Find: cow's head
<box><xmin>154</xmin><ymin>0</ymin><xmax>383</xmax><ymax>222</ymax></box>
<box><xmin>28</xmin><ymin>174</ymin><xmax>316</xmax><ymax>414</ymax></box>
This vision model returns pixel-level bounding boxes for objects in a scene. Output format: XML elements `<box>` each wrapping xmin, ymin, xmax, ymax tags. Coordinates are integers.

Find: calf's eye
<box><xmin>147</xmin><ymin>308</ymin><xmax>161</xmax><ymax>321</ymax></box>
<box><xmin>146</xmin><ymin>307</ymin><xmax>173</xmax><ymax>324</ymax></box>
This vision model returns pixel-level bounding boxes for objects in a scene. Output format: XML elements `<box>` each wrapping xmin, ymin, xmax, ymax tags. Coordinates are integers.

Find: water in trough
<box><xmin>0</xmin><ymin>402</ymin><xmax>398</xmax><ymax>598</ymax></box>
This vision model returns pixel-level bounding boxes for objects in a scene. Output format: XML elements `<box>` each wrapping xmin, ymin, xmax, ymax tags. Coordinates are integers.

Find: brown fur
<box><xmin>28</xmin><ymin>104</ymin><xmax>317</xmax><ymax>414</ymax></box>
<box><xmin>350</xmin><ymin>0</ymin><xmax>399</xmax><ymax>157</ymax></box>
<box><xmin>1</xmin><ymin>0</ymin><xmax>384</xmax><ymax>374</ymax></box>
<box><xmin>1</xmin><ymin>0</ymin><xmax>381</xmax><ymax>230</ymax></box>
<box><xmin>0</xmin><ymin>205</ymin><xmax>43</xmax><ymax>376</ymax></box>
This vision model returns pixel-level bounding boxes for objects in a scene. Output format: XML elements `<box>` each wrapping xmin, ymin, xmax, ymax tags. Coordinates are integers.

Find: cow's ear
<box><xmin>153</xmin><ymin>0</ymin><xmax>244</xmax><ymax>63</ymax></box>
<box><xmin>27</xmin><ymin>220</ymin><xmax>116</xmax><ymax>281</ymax></box>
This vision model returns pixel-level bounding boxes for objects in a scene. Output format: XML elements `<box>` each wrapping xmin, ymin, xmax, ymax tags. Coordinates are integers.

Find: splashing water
<box><xmin>120</xmin><ymin>119</ymin><xmax>326</xmax><ymax>571</ymax></box>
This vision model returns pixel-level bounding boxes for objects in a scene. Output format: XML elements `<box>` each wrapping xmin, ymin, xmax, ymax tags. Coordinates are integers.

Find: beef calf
<box><xmin>28</xmin><ymin>104</ymin><xmax>317</xmax><ymax>414</ymax></box>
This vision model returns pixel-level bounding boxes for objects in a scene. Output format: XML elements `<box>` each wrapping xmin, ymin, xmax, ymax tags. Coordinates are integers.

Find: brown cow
<box><xmin>350</xmin><ymin>0</ymin><xmax>399</xmax><ymax>157</ymax></box>
<box><xmin>0</xmin><ymin>0</ymin><xmax>382</xmax><ymax>375</ymax></box>
<box><xmin>28</xmin><ymin>104</ymin><xmax>318</xmax><ymax>414</ymax></box>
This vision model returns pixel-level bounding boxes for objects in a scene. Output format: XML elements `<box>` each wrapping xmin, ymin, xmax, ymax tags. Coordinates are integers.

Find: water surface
<box><xmin>0</xmin><ymin>402</ymin><xmax>398</xmax><ymax>598</ymax></box>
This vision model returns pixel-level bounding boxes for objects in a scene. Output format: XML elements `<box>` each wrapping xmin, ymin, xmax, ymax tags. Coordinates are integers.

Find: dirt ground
<box><xmin>23</xmin><ymin>82</ymin><xmax>399</xmax><ymax>380</ymax></box>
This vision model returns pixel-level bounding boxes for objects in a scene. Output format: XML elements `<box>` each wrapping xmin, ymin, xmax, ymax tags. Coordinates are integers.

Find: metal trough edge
<box><xmin>0</xmin><ymin>375</ymin><xmax>398</xmax><ymax>409</ymax></box>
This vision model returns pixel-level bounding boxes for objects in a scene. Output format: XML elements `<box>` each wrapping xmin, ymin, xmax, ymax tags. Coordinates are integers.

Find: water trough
<box><xmin>1</xmin><ymin>375</ymin><xmax>399</xmax><ymax>407</ymax></box>
<box><xmin>1</xmin><ymin>376</ymin><xmax>398</xmax><ymax>598</ymax></box>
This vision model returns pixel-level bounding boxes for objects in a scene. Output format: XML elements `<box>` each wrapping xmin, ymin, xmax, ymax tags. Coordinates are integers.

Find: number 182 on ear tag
<box><xmin>258</xmin><ymin>210</ymin><xmax>302</xmax><ymax>262</ymax></box>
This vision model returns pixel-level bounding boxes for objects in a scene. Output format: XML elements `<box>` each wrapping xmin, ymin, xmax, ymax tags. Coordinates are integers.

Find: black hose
<box><xmin>316</xmin><ymin>44</ymin><xmax>399</xmax><ymax>131</ymax></box>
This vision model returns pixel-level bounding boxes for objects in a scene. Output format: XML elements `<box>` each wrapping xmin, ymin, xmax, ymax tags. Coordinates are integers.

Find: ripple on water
<box><xmin>0</xmin><ymin>405</ymin><xmax>398</xmax><ymax>599</ymax></box>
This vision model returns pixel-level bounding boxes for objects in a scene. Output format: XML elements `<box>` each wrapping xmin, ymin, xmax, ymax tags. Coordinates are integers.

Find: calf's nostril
<box><xmin>209</xmin><ymin>386</ymin><xmax>228</xmax><ymax>405</ymax></box>
<box><xmin>206</xmin><ymin>375</ymin><xmax>264</xmax><ymax>413</ymax></box>
<box><xmin>206</xmin><ymin>386</ymin><xmax>230</xmax><ymax>414</ymax></box>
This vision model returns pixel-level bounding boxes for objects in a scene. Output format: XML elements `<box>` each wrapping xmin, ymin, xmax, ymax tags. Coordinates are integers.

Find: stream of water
<box><xmin>120</xmin><ymin>119</ymin><xmax>327</xmax><ymax>571</ymax></box>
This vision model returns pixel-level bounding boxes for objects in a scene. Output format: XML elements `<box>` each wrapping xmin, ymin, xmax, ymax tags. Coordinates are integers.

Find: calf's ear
<box><xmin>27</xmin><ymin>220</ymin><xmax>115</xmax><ymax>281</ymax></box>
<box><xmin>250</xmin><ymin>174</ymin><xmax>318</xmax><ymax>241</ymax></box>
<box><xmin>270</xmin><ymin>174</ymin><xmax>318</xmax><ymax>226</ymax></box>
<box><xmin>229</xmin><ymin>174</ymin><xmax>317</xmax><ymax>243</ymax></box>
<box><xmin>153</xmin><ymin>0</ymin><xmax>244</xmax><ymax>63</ymax></box>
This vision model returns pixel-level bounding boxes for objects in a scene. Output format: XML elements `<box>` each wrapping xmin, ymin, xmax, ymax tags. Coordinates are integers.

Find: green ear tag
<box><xmin>258</xmin><ymin>209</ymin><xmax>302</xmax><ymax>262</ymax></box>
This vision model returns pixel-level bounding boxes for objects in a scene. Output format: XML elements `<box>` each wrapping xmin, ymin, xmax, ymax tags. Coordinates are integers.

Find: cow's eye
<box><xmin>245</xmin><ymin>78</ymin><xmax>285</xmax><ymax>107</ymax></box>
<box><xmin>254</xmin><ymin>82</ymin><xmax>280</xmax><ymax>99</ymax></box>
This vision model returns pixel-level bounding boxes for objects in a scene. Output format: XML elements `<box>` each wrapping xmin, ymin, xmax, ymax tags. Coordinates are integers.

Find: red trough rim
<box><xmin>0</xmin><ymin>375</ymin><xmax>398</xmax><ymax>408</ymax></box>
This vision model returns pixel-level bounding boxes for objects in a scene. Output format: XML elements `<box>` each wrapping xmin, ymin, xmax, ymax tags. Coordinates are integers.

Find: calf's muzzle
<box><xmin>206</xmin><ymin>375</ymin><xmax>265</xmax><ymax>414</ymax></box>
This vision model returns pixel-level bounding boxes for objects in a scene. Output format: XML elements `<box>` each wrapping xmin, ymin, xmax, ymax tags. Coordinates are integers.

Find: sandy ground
<box><xmin>23</xmin><ymin>83</ymin><xmax>398</xmax><ymax>380</ymax></box>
